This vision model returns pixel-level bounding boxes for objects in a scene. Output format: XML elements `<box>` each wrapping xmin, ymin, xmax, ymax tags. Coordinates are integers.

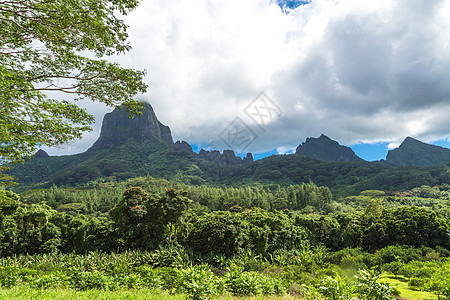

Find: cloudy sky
<box><xmin>44</xmin><ymin>0</ymin><xmax>450</xmax><ymax>161</ymax></box>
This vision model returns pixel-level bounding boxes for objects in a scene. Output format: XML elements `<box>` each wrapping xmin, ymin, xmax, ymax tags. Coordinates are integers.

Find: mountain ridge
<box><xmin>7</xmin><ymin>103</ymin><xmax>450</xmax><ymax>191</ymax></box>
<box><xmin>295</xmin><ymin>134</ymin><xmax>362</xmax><ymax>162</ymax></box>
<box><xmin>32</xmin><ymin>103</ymin><xmax>450</xmax><ymax>167</ymax></box>
<box><xmin>385</xmin><ymin>136</ymin><xmax>450</xmax><ymax>167</ymax></box>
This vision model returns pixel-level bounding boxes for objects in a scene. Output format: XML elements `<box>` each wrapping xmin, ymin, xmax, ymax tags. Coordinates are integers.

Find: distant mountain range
<box><xmin>295</xmin><ymin>134</ymin><xmax>450</xmax><ymax>167</ymax></box>
<box><xmin>7</xmin><ymin>102</ymin><xmax>450</xmax><ymax>191</ymax></box>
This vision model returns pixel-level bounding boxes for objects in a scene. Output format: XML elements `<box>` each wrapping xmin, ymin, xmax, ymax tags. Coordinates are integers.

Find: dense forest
<box><xmin>2</xmin><ymin>176</ymin><xmax>450</xmax><ymax>299</ymax></box>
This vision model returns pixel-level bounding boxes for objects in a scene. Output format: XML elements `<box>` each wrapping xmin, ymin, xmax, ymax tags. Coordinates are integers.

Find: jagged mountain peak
<box><xmin>318</xmin><ymin>133</ymin><xmax>331</xmax><ymax>139</ymax></box>
<box><xmin>386</xmin><ymin>136</ymin><xmax>450</xmax><ymax>166</ymax></box>
<box><xmin>174</xmin><ymin>140</ymin><xmax>193</xmax><ymax>152</ymax></box>
<box><xmin>295</xmin><ymin>134</ymin><xmax>361</xmax><ymax>162</ymax></box>
<box><xmin>88</xmin><ymin>102</ymin><xmax>173</xmax><ymax>151</ymax></box>
<box><xmin>174</xmin><ymin>140</ymin><xmax>253</xmax><ymax>165</ymax></box>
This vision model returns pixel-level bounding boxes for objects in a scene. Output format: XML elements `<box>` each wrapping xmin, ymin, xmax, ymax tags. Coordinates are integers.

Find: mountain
<box><xmin>32</xmin><ymin>149</ymin><xmax>49</xmax><ymax>159</ymax></box>
<box><xmin>89</xmin><ymin>103</ymin><xmax>173</xmax><ymax>151</ymax></box>
<box><xmin>385</xmin><ymin>137</ymin><xmax>450</xmax><ymax>167</ymax></box>
<box><xmin>7</xmin><ymin>102</ymin><xmax>253</xmax><ymax>188</ymax></box>
<box><xmin>7</xmin><ymin>103</ymin><xmax>450</xmax><ymax>194</ymax></box>
<box><xmin>87</xmin><ymin>103</ymin><xmax>252</xmax><ymax>165</ymax></box>
<box><xmin>295</xmin><ymin>134</ymin><xmax>362</xmax><ymax>162</ymax></box>
<box><xmin>174</xmin><ymin>140</ymin><xmax>253</xmax><ymax>165</ymax></box>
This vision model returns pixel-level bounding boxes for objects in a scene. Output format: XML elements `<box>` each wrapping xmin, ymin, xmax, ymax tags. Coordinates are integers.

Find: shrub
<box><xmin>29</xmin><ymin>272</ymin><xmax>68</xmax><ymax>289</ymax></box>
<box><xmin>319</xmin><ymin>274</ymin><xmax>357</xmax><ymax>300</ymax></box>
<box><xmin>224</xmin><ymin>264</ymin><xmax>285</xmax><ymax>296</ymax></box>
<box><xmin>0</xmin><ymin>266</ymin><xmax>22</xmax><ymax>288</ymax></box>
<box><xmin>175</xmin><ymin>265</ymin><xmax>222</xmax><ymax>300</ymax></box>
<box><xmin>356</xmin><ymin>268</ymin><xmax>395</xmax><ymax>300</ymax></box>
<box><xmin>111</xmin><ymin>273</ymin><xmax>143</xmax><ymax>289</ymax></box>
<box><xmin>134</xmin><ymin>265</ymin><xmax>163</xmax><ymax>288</ymax></box>
<box><xmin>69</xmin><ymin>268</ymin><xmax>110</xmax><ymax>290</ymax></box>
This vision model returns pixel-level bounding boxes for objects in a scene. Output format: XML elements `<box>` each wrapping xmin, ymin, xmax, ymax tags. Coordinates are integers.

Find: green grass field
<box><xmin>380</xmin><ymin>275</ymin><xmax>437</xmax><ymax>300</ymax></box>
<box><xmin>0</xmin><ymin>288</ymin><xmax>182</xmax><ymax>300</ymax></box>
<box><xmin>1</xmin><ymin>278</ymin><xmax>438</xmax><ymax>300</ymax></box>
<box><xmin>0</xmin><ymin>287</ymin><xmax>300</xmax><ymax>300</ymax></box>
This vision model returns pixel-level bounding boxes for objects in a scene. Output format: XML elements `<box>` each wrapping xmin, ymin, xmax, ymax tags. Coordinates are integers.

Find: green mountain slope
<box><xmin>7</xmin><ymin>105</ymin><xmax>450</xmax><ymax>195</ymax></box>
<box><xmin>386</xmin><ymin>137</ymin><xmax>450</xmax><ymax>167</ymax></box>
<box><xmin>295</xmin><ymin>134</ymin><xmax>362</xmax><ymax>162</ymax></box>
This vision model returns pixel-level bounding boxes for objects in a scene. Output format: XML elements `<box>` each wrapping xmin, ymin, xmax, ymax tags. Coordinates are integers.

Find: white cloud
<box><xmin>44</xmin><ymin>0</ymin><xmax>450</xmax><ymax>156</ymax></box>
<box><xmin>387</xmin><ymin>142</ymin><xmax>400</xmax><ymax>150</ymax></box>
<box><xmin>276</xmin><ymin>145</ymin><xmax>297</xmax><ymax>154</ymax></box>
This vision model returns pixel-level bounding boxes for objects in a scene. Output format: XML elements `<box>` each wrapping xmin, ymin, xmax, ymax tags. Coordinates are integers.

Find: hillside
<box><xmin>7</xmin><ymin>103</ymin><xmax>250</xmax><ymax>188</ymax></box>
<box><xmin>7</xmin><ymin>104</ymin><xmax>450</xmax><ymax>195</ymax></box>
<box><xmin>386</xmin><ymin>136</ymin><xmax>450</xmax><ymax>167</ymax></box>
<box><xmin>295</xmin><ymin>134</ymin><xmax>362</xmax><ymax>162</ymax></box>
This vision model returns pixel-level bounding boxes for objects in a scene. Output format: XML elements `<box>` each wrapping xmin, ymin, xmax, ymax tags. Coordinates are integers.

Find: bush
<box><xmin>0</xmin><ymin>266</ymin><xmax>22</xmax><ymax>288</ymax></box>
<box><xmin>356</xmin><ymin>268</ymin><xmax>395</xmax><ymax>300</ymax></box>
<box><xmin>29</xmin><ymin>272</ymin><xmax>68</xmax><ymax>289</ymax></box>
<box><xmin>175</xmin><ymin>265</ymin><xmax>222</xmax><ymax>300</ymax></box>
<box><xmin>69</xmin><ymin>268</ymin><xmax>110</xmax><ymax>290</ymax></box>
<box><xmin>134</xmin><ymin>265</ymin><xmax>163</xmax><ymax>288</ymax></box>
<box><xmin>319</xmin><ymin>274</ymin><xmax>356</xmax><ymax>300</ymax></box>
<box><xmin>224</xmin><ymin>264</ymin><xmax>285</xmax><ymax>296</ymax></box>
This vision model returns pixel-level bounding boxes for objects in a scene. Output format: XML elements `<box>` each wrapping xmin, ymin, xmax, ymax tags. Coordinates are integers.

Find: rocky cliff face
<box><xmin>385</xmin><ymin>137</ymin><xmax>450</xmax><ymax>166</ymax></box>
<box><xmin>175</xmin><ymin>140</ymin><xmax>253</xmax><ymax>165</ymax></box>
<box><xmin>295</xmin><ymin>134</ymin><xmax>361</xmax><ymax>162</ymax></box>
<box><xmin>85</xmin><ymin>102</ymin><xmax>252</xmax><ymax>165</ymax></box>
<box><xmin>88</xmin><ymin>103</ymin><xmax>173</xmax><ymax>151</ymax></box>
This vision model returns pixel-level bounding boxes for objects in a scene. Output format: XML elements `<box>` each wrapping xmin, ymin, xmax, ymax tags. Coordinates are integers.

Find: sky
<box><xmin>43</xmin><ymin>0</ymin><xmax>450</xmax><ymax>161</ymax></box>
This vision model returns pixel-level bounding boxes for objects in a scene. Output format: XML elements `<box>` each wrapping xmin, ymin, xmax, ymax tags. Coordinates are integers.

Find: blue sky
<box><xmin>276</xmin><ymin>0</ymin><xmax>311</xmax><ymax>12</ymax></box>
<box><xmin>350</xmin><ymin>142</ymin><xmax>391</xmax><ymax>161</ymax></box>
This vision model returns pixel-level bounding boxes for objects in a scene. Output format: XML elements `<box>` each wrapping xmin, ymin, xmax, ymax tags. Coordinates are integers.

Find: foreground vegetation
<box><xmin>3</xmin><ymin>0</ymin><xmax>448</xmax><ymax>298</ymax></box>
<box><xmin>0</xmin><ymin>287</ymin><xmax>305</xmax><ymax>300</ymax></box>
<box><xmin>0</xmin><ymin>287</ymin><xmax>185</xmax><ymax>300</ymax></box>
<box><xmin>380</xmin><ymin>276</ymin><xmax>438</xmax><ymax>300</ymax></box>
<box><xmin>0</xmin><ymin>248</ymin><xmax>448</xmax><ymax>299</ymax></box>
<box><xmin>2</xmin><ymin>177</ymin><xmax>450</xmax><ymax>298</ymax></box>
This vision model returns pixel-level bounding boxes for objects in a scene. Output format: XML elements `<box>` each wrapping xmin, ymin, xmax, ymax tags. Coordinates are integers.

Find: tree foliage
<box><xmin>110</xmin><ymin>187</ymin><xmax>192</xmax><ymax>249</ymax></box>
<box><xmin>0</xmin><ymin>0</ymin><xmax>147</xmax><ymax>163</ymax></box>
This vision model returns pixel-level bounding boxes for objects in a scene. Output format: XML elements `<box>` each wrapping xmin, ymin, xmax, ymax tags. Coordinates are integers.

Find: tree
<box><xmin>0</xmin><ymin>0</ymin><xmax>147</xmax><ymax>164</ymax></box>
<box><xmin>153</xmin><ymin>188</ymin><xmax>192</xmax><ymax>244</ymax></box>
<box><xmin>185</xmin><ymin>211</ymin><xmax>250</xmax><ymax>257</ymax></box>
<box><xmin>0</xmin><ymin>165</ymin><xmax>15</xmax><ymax>186</ymax></box>
<box><xmin>383</xmin><ymin>207</ymin><xmax>450</xmax><ymax>248</ymax></box>
<box><xmin>110</xmin><ymin>187</ymin><xmax>192</xmax><ymax>249</ymax></box>
<box><xmin>110</xmin><ymin>186</ymin><xmax>150</xmax><ymax>248</ymax></box>
<box><xmin>0</xmin><ymin>189</ymin><xmax>20</xmax><ymax>220</ymax></box>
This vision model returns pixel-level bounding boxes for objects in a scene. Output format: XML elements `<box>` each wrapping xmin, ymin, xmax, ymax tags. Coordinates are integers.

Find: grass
<box><xmin>217</xmin><ymin>296</ymin><xmax>298</xmax><ymax>300</ymax></box>
<box><xmin>0</xmin><ymin>287</ymin><xmax>299</xmax><ymax>300</ymax></box>
<box><xmin>380</xmin><ymin>275</ymin><xmax>437</xmax><ymax>300</ymax></box>
<box><xmin>0</xmin><ymin>287</ymin><xmax>185</xmax><ymax>300</ymax></box>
